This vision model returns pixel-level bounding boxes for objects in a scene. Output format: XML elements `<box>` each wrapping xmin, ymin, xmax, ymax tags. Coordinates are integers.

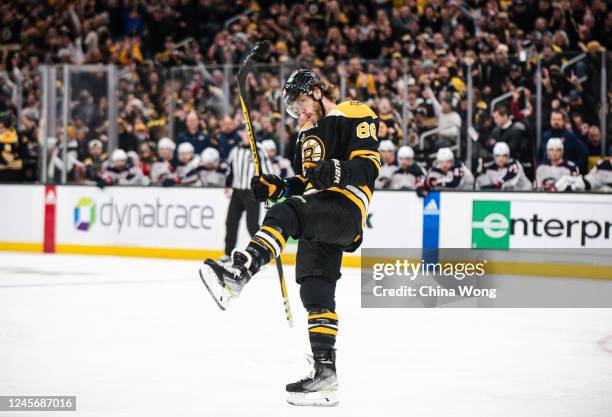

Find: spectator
<box><xmin>476</xmin><ymin>142</ymin><xmax>532</xmax><ymax>190</ymax></box>
<box><xmin>377</xmin><ymin>97</ymin><xmax>403</xmax><ymax>145</ymax></box>
<box><xmin>536</xmin><ymin>138</ymin><xmax>579</xmax><ymax>191</ymax></box>
<box><xmin>176</xmin><ymin>111</ymin><xmax>212</xmax><ymax>156</ymax></box>
<box><xmin>541</xmin><ymin>110</ymin><xmax>588</xmax><ymax>172</ymax></box>
<box><xmin>389</xmin><ymin>146</ymin><xmax>427</xmax><ymax>190</ymax></box>
<box><xmin>424</xmin><ymin>88</ymin><xmax>462</xmax><ymax>150</ymax></box>
<box><xmin>0</xmin><ymin>112</ymin><xmax>22</xmax><ymax>182</ymax></box>
<box><xmin>490</xmin><ymin>105</ymin><xmax>530</xmax><ymax>160</ymax></box>
<box><xmin>585</xmin><ymin>125</ymin><xmax>603</xmax><ymax>156</ymax></box>
<box><xmin>216</xmin><ymin>116</ymin><xmax>240</xmax><ymax>163</ymax></box>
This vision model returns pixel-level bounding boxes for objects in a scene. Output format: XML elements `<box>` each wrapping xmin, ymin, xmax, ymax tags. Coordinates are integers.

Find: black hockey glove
<box><xmin>251</xmin><ymin>174</ymin><xmax>285</xmax><ymax>202</ymax></box>
<box><xmin>305</xmin><ymin>159</ymin><xmax>348</xmax><ymax>189</ymax></box>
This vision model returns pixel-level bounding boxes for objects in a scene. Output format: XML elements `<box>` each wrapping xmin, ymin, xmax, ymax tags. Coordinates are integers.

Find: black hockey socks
<box><xmin>308</xmin><ymin>308</ymin><xmax>338</xmax><ymax>366</ymax></box>
<box><xmin>245</xmin><ymin>226</ymin><xmax>287</xmax><ymax>274</ymax></box>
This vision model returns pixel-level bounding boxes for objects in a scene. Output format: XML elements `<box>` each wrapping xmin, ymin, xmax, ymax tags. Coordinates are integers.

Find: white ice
<box><xmin>1</xmin><ymin>252</ymin><xmax>611</xmax><ymax>417</ymax></box>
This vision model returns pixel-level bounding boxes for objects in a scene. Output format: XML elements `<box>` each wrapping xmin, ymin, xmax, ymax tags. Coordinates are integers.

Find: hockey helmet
<box><xmin>436</xmin><ymin>147</ymin><xmax>454</xmax><ymax>162</ymax></box>
<box><xmin>397</xmin><ymin>146</ymin><xmax>414</xmax><ymax>159</ymax></box>
<box><xmin>177</xmin><ymin>142</ymin><xmax>194</xmax><ymax>154</ymax></box>
<box><xmin>282</xmin><ymin>68</ymin><xmax>322</xmax><ymax>118</ymax></box>
<box><xmin>493</xmin><ymin>142</ymin><xmax>510</xmax><ymax>156</ymax></box>
<box><xmin>158</xmin><ymin>137</ymin><xmax>176</xmax><ymax>151</ymax></box>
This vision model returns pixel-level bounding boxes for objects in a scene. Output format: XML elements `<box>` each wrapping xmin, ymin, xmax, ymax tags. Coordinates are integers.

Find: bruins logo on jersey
<box><xmin>301</xmin><ymin>135</ymin><xmax>325</xmax><ymax>170</ymax></box>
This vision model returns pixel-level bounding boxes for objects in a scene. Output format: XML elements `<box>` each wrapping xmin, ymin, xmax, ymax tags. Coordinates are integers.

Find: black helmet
<box><xmin>282</xmin><ymin>69</ymin><xmax>321</xmax><ymax>118</ymax></box>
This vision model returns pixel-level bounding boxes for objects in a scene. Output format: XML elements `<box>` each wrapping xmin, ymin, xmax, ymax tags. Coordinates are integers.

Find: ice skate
<box><xmin>286</xmin><ymin>352</ymin><xmax>339</xmax><ymax>407</ymax></box>
<box><xmin>198</xmin><ymin>249</ymin><xmax>252</xmax><ymax>310</ymax></box>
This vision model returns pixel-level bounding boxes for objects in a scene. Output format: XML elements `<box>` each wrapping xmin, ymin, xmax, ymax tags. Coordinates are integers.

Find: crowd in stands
<box><xmin>0</xmin><ymin>0</ymin><xmax>611</xmax><ymax>192</ymax></box>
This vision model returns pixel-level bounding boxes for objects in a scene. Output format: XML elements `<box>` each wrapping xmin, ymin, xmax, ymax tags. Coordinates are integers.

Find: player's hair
<box><xmin>551</xmin><ymin>109</ymin><xmax>566</xmax><ymax>120</ymax></box>
<box><xmin>493</xmin><ymin>104</ymin><xmax>509</xmax><ymax>117</ymax></box>
<box><xmin>312</xmin><ymin>78</ymin><xmax>340</xmax><ymax>103</ymax></box>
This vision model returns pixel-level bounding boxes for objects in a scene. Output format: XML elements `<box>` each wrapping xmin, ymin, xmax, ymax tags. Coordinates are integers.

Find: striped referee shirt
<box><xmin>225</xmin><ymin>143</ymin><xmax>273</xmax><ymax>190</ymax></box>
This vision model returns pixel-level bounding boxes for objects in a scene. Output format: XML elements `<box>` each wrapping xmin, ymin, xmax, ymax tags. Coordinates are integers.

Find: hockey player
<box><xmin>389</xmin><ymin>146</ymin><xmax>427</xmax><ymax>190</ymax></box>
<box><xmin>476</xmin><ymin>142</ymin><xmax>532</xmax><ymax>190</ymax></box>
<box><xmin>262</xmin><ymin>139</ymin><xmax>295</xmax><ymax>179</ymax></box>
<box><xmin>150</xmin><ymin>138</ymin><xmax>176</xmax><ymax>186</ymax></box>
<box><xmin>424</xmin><ymin>147</ymin><xmax>474</xmax><ymax>190</ymax></box>
<box><xmin>163</xmin><ymin>142</ymin><xmax>201</xmax><ymax>187</ymax></box>
<box><xmin>535</xmin><ymin>138</ymin><xmax>579</xmax><ymax>191</ymax></box>
<box><xmin>554</xmin><ymin>157</ymin><xmax>611</xmax><ymax>192</ymax></box>
<box><xmin>96</xmin><ymin>149</ymin><xmax>146</xmax><ymax>186</ymax></box>
<box><xmin>199</xmin><ymin>69</ymin><xmax>381</xmax><ymax>406</ymax></box>
<box><xmin>197</xmin><ymin>147</ymin><xmax>225</xmax><ymax>187</ymax></box>
<box><xmin>375</xmin><ymin>140</ymin><xmax>398</xmax><ymax>189</ymax></box>
<box><xmin>583</xmin><ymin>158</ymin><xmax>612</xmax><ymax>192</ymax></box>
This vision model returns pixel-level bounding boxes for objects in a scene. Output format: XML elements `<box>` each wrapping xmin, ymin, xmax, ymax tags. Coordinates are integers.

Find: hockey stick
<box><xmin>236</xmin><ymin>40</ymin><xmax>294</xmax><ymax>328</ymax></box>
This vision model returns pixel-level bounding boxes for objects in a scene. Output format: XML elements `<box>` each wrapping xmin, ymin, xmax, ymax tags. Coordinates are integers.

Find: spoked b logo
<box><xmin>471</xmin><ymin>200</ymin><xmax>510</xmax><ymax>249</ymax></box>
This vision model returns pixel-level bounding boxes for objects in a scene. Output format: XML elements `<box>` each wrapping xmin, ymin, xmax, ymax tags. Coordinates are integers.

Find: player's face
<box><xmin>399</xmin><ymin>157</ymin><xmax>411</xmax><ymax>169</ymax></box>
<box><xmin>159</xmin><ymin>148</ymin><xmax>173</xmax><ymax>161</ymax></box>
<box><xmin>494</xmin><ymin>154</ymin><xmax>508</xmax><ymax>167</ymax></box>
<box><xmin>90</xmin><ymin>145</ymin><xmax>102</xmax><ymax>157</ymax></box>
<box><xmin>547</xmin><ymin>148</ymin><xmax>562</xmax><ymax>163</ymax></box>
<box><xmin>293</xmin><ymin>94</ymin><xmax>322</xmax><ymax>124</ymax></box>
<box><xmin>381</xmin><ymin>150</ymin><xmax>395</xmax><ymax>164</ymax></box>
<box><xmin>179</xmin><ymin>151</ymin><xmax>193</xmax><ymax>164</ymax></box>
<box><xmin>438</xmin><ymin>160</ymin><xmax>452</xmax><ymax>172</ymax></box>
<box><xmin>114</xmin><ymin>159</ymin><xmax>126</xmax><ymax>170</ymax></box>
<box><xmin>267</xmin><ymin>148</ymin><xmax>276</xmax><ymax>159</ymax></box>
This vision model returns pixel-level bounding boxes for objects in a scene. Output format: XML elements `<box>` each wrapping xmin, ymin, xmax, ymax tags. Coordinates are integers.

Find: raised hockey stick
<box><xmin>236</xmin><ymin>40</ymin><xmax>294</xmax><ymax>328</ymax></box>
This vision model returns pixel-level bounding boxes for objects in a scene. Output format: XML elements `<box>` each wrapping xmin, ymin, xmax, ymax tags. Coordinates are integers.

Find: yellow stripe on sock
<box><xmin>309</xmin><ymin>326</ymin><xmax>338</xmax><ymax>335</ymax></box>
<box><xmin>250</xmin><ymin>239</ymin><xmax>269</xmax><ymax>253</ymax></box>
<box><xmin>261</xmin><ymin>226</ymin><xmax>286</xmax><ymax>249</ymax></box>
<box><xmin>308</xmin><ymin>312</ymin><xmax>338</xmax><ymax>320</ymax></box>
<box><xmin>253</xmin><ymin>236</ymin><xmax>276</xmax><ymax>258</ymax></box>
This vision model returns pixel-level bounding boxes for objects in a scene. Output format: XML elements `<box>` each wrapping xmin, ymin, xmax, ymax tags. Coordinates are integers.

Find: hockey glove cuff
<box><xmin>251</xmin><ymin>174</ymin><xmax>285</xmax><ymax>202</ymax></box>
<box><xmin>305</xmin><ymin>159</ymin><xmax>348</xmax><ymax>189</ymax></box>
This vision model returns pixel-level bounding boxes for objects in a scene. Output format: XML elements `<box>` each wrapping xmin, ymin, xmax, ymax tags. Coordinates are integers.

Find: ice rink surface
<box><xmin>1</xmin><ymin>252</ymin><xmax>611</xmax><ymax>417</ymax></box>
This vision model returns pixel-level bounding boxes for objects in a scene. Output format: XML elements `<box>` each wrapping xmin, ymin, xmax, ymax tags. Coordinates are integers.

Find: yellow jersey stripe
<box><xmin>335</xmin><ymin>101</ymin><xmax>378</xmax><ymax>119</ymax></box>
<box><xmin>308</xmin><ymin>312</ymin><xmax>339</xmax><ymax>320</ymax></box>
<box><xmin>309</xmin><ymin>326</ymin><xmax>338</xmax><ymax>335</ymax></box>
<box><xmin>360</xmin><ymin>155</ymin><xmax>381</xmax><ymax>171</ymax></box>
<box><xmin>328</xmin><ymin>187</ymin><xmax>367</xmax><ymax>227</ymax></box>
<box><xmin>262</xmin><ymin>226</ymin><xmax>286</xmax><ymax>249</ymax></box>
<box><xmin>359</xmin><ymin>185</ymin><xmax>373</xmax><ymax>201</ymax></box>
<box><xmin>349</xmin><ymin>149</ymin><xmax>380</xmax><ymax>159</ymax></box>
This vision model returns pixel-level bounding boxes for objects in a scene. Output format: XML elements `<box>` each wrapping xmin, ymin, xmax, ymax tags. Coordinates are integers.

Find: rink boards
<box><xmin>1</xmin><ymin>184</ymin><xmax>611</xmax><ymax>277</ymax></box>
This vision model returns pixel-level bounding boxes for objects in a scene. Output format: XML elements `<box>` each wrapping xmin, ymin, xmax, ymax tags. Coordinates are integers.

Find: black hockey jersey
<box><xmin>285</xmin><ymin>100</ymin><xmax>381</xmax><ymax>230</ymax></box>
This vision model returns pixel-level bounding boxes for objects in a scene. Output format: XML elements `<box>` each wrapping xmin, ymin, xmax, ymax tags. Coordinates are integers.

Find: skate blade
<box><xmin>198</xmin><ymin>263</ymin><xmax>234</xmax><ymax>311</ymax></box>
<box><xmin>287</xmin><ymin>390</ymin><xmax>339</xmax><ymax>407</ymax></box>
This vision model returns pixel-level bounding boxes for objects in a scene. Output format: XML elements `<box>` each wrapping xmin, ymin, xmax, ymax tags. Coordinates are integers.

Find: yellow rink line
<box><xmin>0</xmin><ymin>242</ymin><xmax>43</xmax><ymax>252</ymax></box>
<box><xmin>0</xmin><ymin>242</ymin><xmax>610</xmax><ymax>280</ymax></box>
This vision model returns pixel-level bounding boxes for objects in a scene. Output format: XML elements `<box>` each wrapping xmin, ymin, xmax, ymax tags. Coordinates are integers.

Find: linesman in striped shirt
<box><xmin>200</xmin><ymin>69</ymin><xmax>381</xmax><ymax>406</ymax></box>
<box><xmin>221</xmin><ymin>125</ymin><xmax>272</xmax><ymax>262</ymax></box>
